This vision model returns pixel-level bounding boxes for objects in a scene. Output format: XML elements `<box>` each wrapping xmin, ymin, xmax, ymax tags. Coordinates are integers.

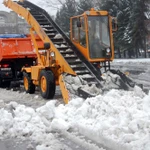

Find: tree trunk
<box><xmin>135</xmin><ymin>48</ymin><xmax>138</xmax><ymax>58</ymax></box>
<box><xmin>128</xmin><ymin>50</ymin><xmax>132</xmax><ymax>58</ymax></box>
<box><xmin>117</xmin><ymin>48</ymin><xmax>121</xmax><ymax>58</ymax></box>
<box><xmin>143</xmin><ymin>38</ymin><xmax>147</xmax><ymax>58</ymax></box>
<box><xmin>123</xmin><ymin>50</ymin><xmax>126</xmax><ymax>58</ymax></box>
<box><xmin>138</xmin><ymin>49</ymin><xmax>141</xmax><ymax>57</ymax></box>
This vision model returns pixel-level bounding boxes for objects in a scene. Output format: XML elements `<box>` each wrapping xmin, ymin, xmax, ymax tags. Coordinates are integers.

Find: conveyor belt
<box><xmin>10</xmin><ymin>0</ymin><xmax>103</xmax><ymax>98</ymax></box>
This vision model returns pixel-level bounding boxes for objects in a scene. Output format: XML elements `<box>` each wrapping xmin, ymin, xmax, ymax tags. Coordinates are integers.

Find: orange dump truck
<box><xmin>0</xmin><ymin>34</ymin><xmax>37</xmax><ymax>87</ymax></box>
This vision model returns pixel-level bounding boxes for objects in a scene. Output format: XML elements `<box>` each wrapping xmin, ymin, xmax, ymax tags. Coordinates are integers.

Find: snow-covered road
<box><xmin>112</xmin><ymin>59</ymin><xmax>150</xmax><ymax>90</ymax></box>
<box><xmin>0</xmin><ymin>59</ymin><xmax>150</xmax><ymax>150</ymax></box>
<box><xmin>0</xmin><ymin>88</ymin><xmax>107</xmax><ymax>150</ymax></box>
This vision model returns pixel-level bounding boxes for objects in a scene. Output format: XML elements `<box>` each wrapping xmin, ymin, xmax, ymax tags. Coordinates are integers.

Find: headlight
<box><xmin>106</xmin><ymin>48</ymin><xmax>111</xmax><ymax>53</ymax></box>
<box><xmin>50</xmin><ymin>51</ymin><xmax>55</xmax><ymax>57</ymax></box>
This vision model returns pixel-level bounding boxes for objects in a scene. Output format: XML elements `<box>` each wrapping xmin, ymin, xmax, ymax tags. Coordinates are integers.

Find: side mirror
<box><xmin>77</xmin><ymin>20</ymin><xmax>81</xmax><ymax>28</ymax></box>
<box><xmin>44</xmin><ymin>43</ymin><xmax>50</xmax><ymax>49</ymax></box>
<box><xmin>112</xmin><ymin>17</ymin><xmax>117</xmax><ymax>32</ymax></box>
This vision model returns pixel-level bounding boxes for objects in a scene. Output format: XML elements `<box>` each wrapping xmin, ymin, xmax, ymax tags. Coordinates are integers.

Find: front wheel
<box><xmin>39</xmin><ymin>70</ymin><xmax>56</xmax><ymax>99</ymax></box>
<box><xmin>23</xmin><ymin>72</ymin><xmax>35</xmax><ymax>94</ymax></box>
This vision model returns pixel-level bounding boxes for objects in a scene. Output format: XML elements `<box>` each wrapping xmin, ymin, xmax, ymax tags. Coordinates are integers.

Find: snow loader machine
<box><xmin>3</xmin><ymin>0</ymin><xmax>136</xmax><ymax>104</ymax></box>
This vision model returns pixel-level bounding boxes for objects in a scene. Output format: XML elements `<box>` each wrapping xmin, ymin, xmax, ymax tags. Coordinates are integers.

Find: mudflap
<box><xmin>77</xmin><ymin>87</ymin><xmax>96</xmax><ymax>99</ymax></box>
<box><xmin>109</xmin><ymin>69</ymin><xmax>142</xmax><ymax>90</ymax></box>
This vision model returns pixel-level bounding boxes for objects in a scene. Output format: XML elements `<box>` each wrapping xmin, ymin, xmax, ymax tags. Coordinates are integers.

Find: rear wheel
<box><xmin>23</xmin><ymin>72</ymin><xmax>35</xmax><ymax>94</ymax></box>
<box><xmin>39</xmin><ymin>70</ymin><xmax>56</xmax><ymax>99</ymax></box>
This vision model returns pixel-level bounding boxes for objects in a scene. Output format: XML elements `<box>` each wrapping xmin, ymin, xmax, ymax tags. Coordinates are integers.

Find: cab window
<box><xmin>72</xmin><ymin>18</ymin><xmax>79</xmax><ymax>42</ymax></box>
<box><xmin>79</xmin><ymin>17</ymin><xmax>86</xmax><ymax>47</ymax></box>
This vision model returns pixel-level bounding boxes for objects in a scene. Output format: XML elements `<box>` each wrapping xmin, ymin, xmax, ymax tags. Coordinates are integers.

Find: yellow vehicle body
<box><xmin>4</xmin><ymin>0</ymin><xmax>76</xmax><ymax>103</ymax></box>
<box><xmin>4</xmin><ymin>0</ymin><xmax>118</xmax><ymax>104</ymax></box>
<box><xmin>70</xmin><ymin>8</ymin><xmax>114</xmax><ymax>63</ymax></box>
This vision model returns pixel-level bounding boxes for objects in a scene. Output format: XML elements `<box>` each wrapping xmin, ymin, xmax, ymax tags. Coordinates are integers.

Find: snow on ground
<box><xmin>113</xmin><ymin>58</ymin><xmax>150</xmax><ymax>64</ymax></box>
<box><xmin>112</xmin><ymin>58</ymin><xmax>150</xmax><ymax>73</ymax></box>
<box><xmin>0</xmin><ymin>86</ymin><xmax>150</xmax><ymax>150</ymax></box>
<box><xmin>112</xmin><ymin>59</ymin><xmax>150</xmax><ymax>90</ymax></box>
<box><xmin>0</xmin><ymin>59</ymin><xmax>149</xmax><ymax>150</ymax></box>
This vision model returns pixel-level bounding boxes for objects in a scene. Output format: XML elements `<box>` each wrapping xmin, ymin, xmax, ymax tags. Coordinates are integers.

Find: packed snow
<box><xmin>0</xmin><ymin>85</ymin><xmax>149</xmax><ymax>150</ymax></box>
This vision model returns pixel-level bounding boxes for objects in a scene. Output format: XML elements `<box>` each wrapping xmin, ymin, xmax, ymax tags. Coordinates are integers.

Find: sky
<box><xmin>0</xmin><ymin>0</ymin><xmax>61</xmax><ymax>16</ymax></box>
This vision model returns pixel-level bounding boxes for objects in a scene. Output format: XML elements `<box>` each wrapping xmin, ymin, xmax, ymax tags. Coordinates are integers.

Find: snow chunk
<box><xmin>54</xmin><ymin>34</ymin><xmax>63</xmax><ymax>39</ymax></box>
<box><xmin>51</xmin><ymin>118</ymin><xmax>70</xmax><ymax>132</ymax></box>
<box><xmin>36</xmin><ymin>100</ymin><xmax>56</xmax><ymax>120</ymax></box>
<box><xmin>133</xmin><ymin>85</ymin><xmax>145</xmax><ymax>98</ymax></box>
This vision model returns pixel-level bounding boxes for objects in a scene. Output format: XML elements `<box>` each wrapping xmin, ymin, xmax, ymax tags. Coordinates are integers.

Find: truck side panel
<box><xmin>0</xmin><ymin>38</ymin><xmax>37</xmax><ymax>61</ymax></box>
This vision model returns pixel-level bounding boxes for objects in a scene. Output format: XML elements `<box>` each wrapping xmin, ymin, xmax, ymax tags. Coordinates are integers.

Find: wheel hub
<box><xmin>24</xmin><ymin>76</ymin><xmax>28</xmax><ymax>91</ymax></box>
<box><xmin>41</xmin><ymin>76</ymin><xmax>47</xmax><ymax>92</ymax></box>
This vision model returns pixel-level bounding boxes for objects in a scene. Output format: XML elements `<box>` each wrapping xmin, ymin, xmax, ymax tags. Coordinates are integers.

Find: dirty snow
<box><xmin>64</xmin><ymin>75</ymin><xmax>102</xmax><ymax>96</ymax></box>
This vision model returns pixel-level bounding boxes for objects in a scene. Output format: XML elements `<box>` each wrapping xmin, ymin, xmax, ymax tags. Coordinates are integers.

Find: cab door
<box><xmin>70</xmin><ymin>16</ymin><xmax>89</xmax><ymax>59</ymax></box>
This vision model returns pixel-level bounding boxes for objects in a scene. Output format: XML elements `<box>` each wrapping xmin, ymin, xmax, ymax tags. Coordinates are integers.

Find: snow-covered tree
<box><xmin>100</xmin><ymin>0</ymin><xmax>149</xmax><ymax>58</ymax></box>
<box><xmin>55</xmin><ymin>0</ymin><xmax>77</xmax><ymax>33</ymax></box>
<box><xmin>55</xmin><ymin>0</ymin><xmax>149</xmax><ymax>58</ymax></box>
<box><xmin>77</xmin><ymin>0</ymin><xmax>94</xmax><ymax>14</ymax></box>
<box><xmin>128</xmin><ymin>0</ymin><xmax>148</xmax><ymax>58</ymax></box>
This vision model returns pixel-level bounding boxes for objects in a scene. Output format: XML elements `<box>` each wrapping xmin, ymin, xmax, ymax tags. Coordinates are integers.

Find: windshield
<box><xmin>88</xmin><ymin>16</ymin><xmax>110</xmax><ymax>59</ymax></box>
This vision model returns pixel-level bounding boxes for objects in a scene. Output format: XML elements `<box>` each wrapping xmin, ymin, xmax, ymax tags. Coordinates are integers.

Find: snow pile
<box><xmin>0</xmin><ymin>87</ymin><xmax>150</xmax><ymax>150</ymax></box>
<box><xmin>0</xmin><ymin>101</ymin><xmax>70</xmax><ymax>150</ymax></box>
<box><xmin>63</xmin><ymin>70</ymin><xmax>134</xmax><ymax>99</ymax></box>
<box><xmin>101</xmin><ymin>71</ymin><xmax>126</xmax><ymax>90</ymax></box>
<box><xmin>64</xmin><ymin>75</ymin><xmax>83</xmax><ymax>95</ymax></box>
<box><xmin>52</xmin><ymin>87</ymin><xmax>150</xmax><ymax>150</ymax></box>
<box><xmin>64</xmin><ymin>75</ymin><xmax>102</xmax><ymax>96</ymax></box>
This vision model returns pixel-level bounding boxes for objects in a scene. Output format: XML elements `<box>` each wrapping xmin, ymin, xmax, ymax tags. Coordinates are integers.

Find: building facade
<box><xmin>0</xmin><ymin>11</ymin><xmax>29</xmax><ymax>34</ymax></box>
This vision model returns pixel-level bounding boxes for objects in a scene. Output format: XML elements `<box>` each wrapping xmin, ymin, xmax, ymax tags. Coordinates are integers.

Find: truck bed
<box><xmin>0</xmin><ymin>35</ymin><xmax>37</xmax><ymax>61</ymax></box>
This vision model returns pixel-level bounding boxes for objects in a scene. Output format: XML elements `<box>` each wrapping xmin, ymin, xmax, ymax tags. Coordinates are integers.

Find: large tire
<box><xmin>23</xmin><ymin>72</ymin><xmax>35</xmax><ymax>94</ymax></box>
<box><xmin>39</xmin><ymin>70</ymin><xmax>56</xmax><ymax>99</ymax></box>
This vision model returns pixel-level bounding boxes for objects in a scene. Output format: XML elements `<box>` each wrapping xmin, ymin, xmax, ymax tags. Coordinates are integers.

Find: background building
<box><xmin>0</xmin><ymin>11</ymin><xmax>29</xmax><ymax>34</ymax></box>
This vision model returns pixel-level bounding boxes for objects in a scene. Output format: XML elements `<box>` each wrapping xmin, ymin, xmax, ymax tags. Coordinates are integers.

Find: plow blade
<box><xmin>108</xmin><ymin>69</ymin><xmax>143</xmax><ymax>90</ymax></box>
<box><xmin>77</xmin><ymin>87</ymin><xmax>96</xmax><ymax>99</ymax></box>
<box><xmin>110</xmin><ymin>69</ymin><xmax>135</xmax><ymax>89</ymax></box>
